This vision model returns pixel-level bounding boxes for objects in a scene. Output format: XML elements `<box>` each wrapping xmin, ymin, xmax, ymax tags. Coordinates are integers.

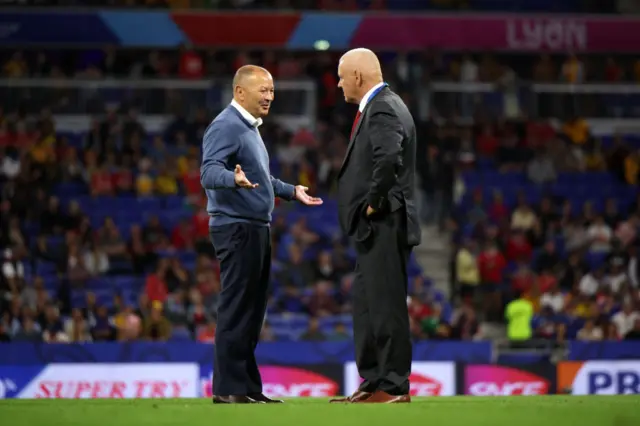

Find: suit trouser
<box><xmin>351</xmin><ymin>209</ymin><xmax>412</xmax><ymax>395</ymax></box>
<box><xmin>210</xmin><ymin>222</ymin><xmax>270</xmax><ymax>396</ymax></box>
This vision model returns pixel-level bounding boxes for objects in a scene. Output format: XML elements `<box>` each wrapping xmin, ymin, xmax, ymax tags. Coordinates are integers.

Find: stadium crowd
<box><xmin>4</xmin><ymin>48</ymin><xmax>640</xmax><ymax>86</ymax></box>
<box><xmin>0</xmin><ymin>46</ymin><xmax>639</xmax><ymax>345</ymax></box>
<box><xmin>448</xmin><ymin>120</ymin><xmax>640</xmax><ymax>342</ymax></box>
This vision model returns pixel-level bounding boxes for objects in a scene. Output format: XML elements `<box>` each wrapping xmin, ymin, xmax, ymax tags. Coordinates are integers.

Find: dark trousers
<box><xmin>351</xmin><ymin>209</ymin><xmax>412</xmax><ymax>396</ymax></box>
<box><xmin>209</xmin><ymin>222</ymin><xmax>271</xmax><ymax>396</ymax></box>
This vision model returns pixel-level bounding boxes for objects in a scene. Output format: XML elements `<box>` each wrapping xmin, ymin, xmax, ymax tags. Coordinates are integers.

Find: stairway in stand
<box><xmin>414</xmin><ymin>224</ymin><xmax>452</xmax><ymax>299</ymax></box>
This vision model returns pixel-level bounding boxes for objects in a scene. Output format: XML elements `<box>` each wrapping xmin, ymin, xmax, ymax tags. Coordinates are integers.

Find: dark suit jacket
<box><xmin>337</xmin><ymin>87</ymin><xmax>421</xmax><ymax>247</ymax></box>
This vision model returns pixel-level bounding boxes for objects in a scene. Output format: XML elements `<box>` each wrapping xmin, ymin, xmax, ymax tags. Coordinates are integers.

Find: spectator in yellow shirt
<box><xmin>155</xmin><ymin>166</ymin><xmax>178</xmax><ymax>195</ymax></box>
<box><xmin>584</xmin><ymin>141</ymin><xmax>607</xmax><ymax>171</ymax></box>
<box><xmin>136</xmin><ymin>172</ymin><xmax>154</xmax><ymax>197</ymax></box>
<box><xmin>176</xmin><ymin>149</ymin><xmax>197</xmax><ymax>177</ymax></box>
<box><xmin>505</xmin><ymin>291</ymin><xmax>533</xmax><ymax>341</ymax></box>
<box><xmin>562</xmin><ymin>116</ymin><xmax>590</xmax><ymax>146</ymax></box>
<box><xmin>624</xmin><ymin>150</ymin><xmax>639</xmax><ymax>185</ymax></box>
<box><xmin>456</xmin><ymin>240</ymin><xmax>479</xmax><ymax>300</ymax></box>
<box><xmin>3</xmin><ymin>52</ymin><xmax>28</xmax><ymax>78</ymax></box>
<box><xmin>30</xmin><ymin>136</ymin><xmax>56</xmax><ymax>164</ymax></box>
<box><xmin>634</xmin><ymin>59</ymin><xmax>640</xmax><ymax>83</ymax></box>
<box><xmin>560</xmin><ymin>54</ymin><xmax>584</xmax><ymax>83</ymax></box>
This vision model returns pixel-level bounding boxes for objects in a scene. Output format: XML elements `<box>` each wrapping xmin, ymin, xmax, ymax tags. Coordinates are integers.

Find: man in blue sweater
<box><xmin>200</xmin><ymin>65</ymin><xmax>323</xmax><ymax>404</ymax></box>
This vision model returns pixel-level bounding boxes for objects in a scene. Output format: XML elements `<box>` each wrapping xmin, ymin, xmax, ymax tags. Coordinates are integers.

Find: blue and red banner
<box><xmin>1</xmin><ymin>11</ymin><xmax>640</xmax><ymax>52</ymax></box>
<box><xmin>0</xmin><ymin>12</ymin><xmax>120</xmax><ymax>45</ymax></box>
<box><xmin>0</xmin><ymin>342</ymin><xmax>638</xmax><ymax>399</ymax></box>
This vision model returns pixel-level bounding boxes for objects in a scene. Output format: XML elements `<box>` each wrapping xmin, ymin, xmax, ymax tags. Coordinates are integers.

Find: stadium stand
<box><xmin>0</xmin><ymin>4</ymin><xmax>639</xmax><ymax>346</ymax></box>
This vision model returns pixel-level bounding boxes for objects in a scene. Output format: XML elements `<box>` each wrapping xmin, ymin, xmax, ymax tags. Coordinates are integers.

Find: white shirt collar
<box><xmin>358</xmin><ymin>82</ymin><xmax>385</xmax><ymax>112</ymax></box>
<box><xmin>231</xmin><ymin>99</ymin><xmax>262</xmax><ymax>128</ymax></box>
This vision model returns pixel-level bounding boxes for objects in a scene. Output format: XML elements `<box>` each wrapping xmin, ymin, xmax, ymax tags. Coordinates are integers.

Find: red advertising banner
<box><xmin>171</xmin><ymin>13</ymin><xmax>301</xmax><ymax>47</ymax></box>
<box><xmin>352</xmin><ymin>15</ymin><xmax>640</xmax><ymax>52</ymax></box>
<box><xmin>200</xmin><ymin>365</ymin><xmax>343</xmax><ymax>398</ymax></box>
<box><xmin>463</xmin><ymin>364</ymin><xmax>554</xmax><ymax>396</ymax></box>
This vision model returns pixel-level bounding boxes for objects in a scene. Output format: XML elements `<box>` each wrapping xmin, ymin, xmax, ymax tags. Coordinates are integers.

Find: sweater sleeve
<box><xmin>271</xmin><ymin>176</ymin><xmax>296</xmax><ymax>201</ymax></box>
<box><xmin>200</xmin><ymin>122</ymin><xmax>237</xmax><ymax>190</ymax></box>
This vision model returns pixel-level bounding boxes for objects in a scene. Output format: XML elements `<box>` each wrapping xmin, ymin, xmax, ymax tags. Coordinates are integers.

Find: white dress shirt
<box><xmin>230</xmin><ymin>99</ymin><xmax>262</xmax><ymax>128</ymax></box>
<box><xmin>359</xmin><ymin>82</ymin><xmax>386</xmax><ymax>112</ymax></box>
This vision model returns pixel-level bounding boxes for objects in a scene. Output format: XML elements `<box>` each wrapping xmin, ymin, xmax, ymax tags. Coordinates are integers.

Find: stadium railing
<box><xmin>428</xmin><ymin>81</ymin><xmax>640</xmax><ymax>122</ymax></box>
<box><xmin>1</xmin><ymin>79</ymin><xmax>637</xmax><ymax>134</ymax></box>
<box><xmin>0</xmin><ymin>78</ymin><xmax>317</xmax><ymax>132</ymax></box>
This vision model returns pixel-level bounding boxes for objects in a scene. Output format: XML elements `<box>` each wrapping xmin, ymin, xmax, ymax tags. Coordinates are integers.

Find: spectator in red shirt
<box><xmin>536</xmin><ymin>269</ymin><xmax>558</xmax><ymax>294</ymax></box>
<box><xmin>305</xmin><ymin>281</ymin><xmax>340</xmax><ymax>317</ymax></box>
<box><xmin>0</xmin><ymin>121</ymin><xmax>13</xmax><ymax>146</ymax></box>
<box><xmin>261</xmin><ymin>51</ymin><xmax>278</xmax><ymax>79</ymax></box>
<box><xmin>192</xmin><ymin>197</ymin><xmax>212</xmax><ymax>255</ymax></box>
<box><xmin>476</xmin><ymin>125</ymin><xmax>499</xmax><ymax>157</ymax></box>
<box><xmin>478</xmin><ymin>242</ymin><xmax>507</xmax><ymax>286</ymax></box>
<box><xmin>178</xmin><ymin>44</ymin><xmax>203</xmax><ymax>80</ymax></box>
<box><xmin>182</xmin><ymin>157</ymin><xmax>201</xmax><ymax>201</ymax></box>
<box><xmin>193</xmin><ymin>209</ymin><xmax>209</xmax><ymax>239</ymax></box>
<box><xmin>112</xmin><ymin>159</ymin><xmax>134</xmax><ymax>194</ymax></box>
<box><xmin>197</xmin><ymin>320</ymin><xmax>216</xmax><ymax>343</ymax></box>
<box><xmin>408</xmin><ymin>296</ymin><xmax>432</xmax><ymax>322</ymax></box>
<box><xmin>171</xmin><ymin>218</ymin><xmax>195</xmax><ymax>251</ymax></box>
<box><xmin>13</xmin><ymin>121</ymin><xmax>34</xmax><ymax>147</ymax></box>
<box><xmin>90</xmin><ymin>165</ymin><xmax>114</xmax><ymax>196</ymax></box>
<box><xmin>488</xmin><ymin>191</ymin><xmax>510</xmax><ymax>224</ymax></box>
<box><xmin>145</xmin><ymin>260</ymin><xmax>169</xmax><ymax>303</ymax></box>
<box><xmin>511</xmin><ymin>263</ymin><xmax>536</xmax><ymax>292</ymax></box>
<box><xmin>506</xmin><ymin>229</ymin><xmax>533</xmax><ymax>262</ymax></box>
<box><xmin>526</xmin><ymin>120</ymin><xmax>556</xmax><ymax>149</ymax></box>
<box><xmin>478</xmin><ymin>242</ymin><xmax>507</xmax><ymax>321</ymax></box>
<box><xmin>232</xmin><ymin>51</ymin><xmax>250</xmax><ymax>71</ymax></box>
<box><xmin>194</xmin><ymin>254</ymin><xmax>220</xmax><ymax>309</ymax></box>
<box><xmin>605</xmin><ymin>57</ymin><xmax>622</xmax><ymax>82</ymax></box>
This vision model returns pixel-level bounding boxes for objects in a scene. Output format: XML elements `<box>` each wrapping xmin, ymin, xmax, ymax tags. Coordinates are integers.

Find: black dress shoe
<box><xmin>212</xmin><ymin>395</ymin><xmax>263</xmax><ymax>404</ymax></box>
<box><xmin>249</xmin><ymin>393</ymin><xmax>284</xmax><ymax>403</ymax></box>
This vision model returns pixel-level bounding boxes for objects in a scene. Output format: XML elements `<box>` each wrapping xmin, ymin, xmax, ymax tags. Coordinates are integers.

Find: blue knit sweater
<box><xmin>200</xmin><ymin>105</ymin><xmax>295</xmax><ymax>227</ymax></box>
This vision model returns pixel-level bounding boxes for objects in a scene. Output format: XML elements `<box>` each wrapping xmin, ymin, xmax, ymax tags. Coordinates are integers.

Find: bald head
<box><xmin>232</xmin><ymin>65</ymin><xmax>271</xmax><ymax>89</ymax></box>
<box><xmin>232</xmin><ymin>65</ymin><xmax>274</xmax><ymax>118</ymax></box>
<box><xmin>337</xmin><ymin>48</ymin><xmax>383</xmax><ymax>105</ymax></box>
<box><xmin>339</xmin><ymin>48</ymin><xmax>383</xmax><ymax>80</ymax></box>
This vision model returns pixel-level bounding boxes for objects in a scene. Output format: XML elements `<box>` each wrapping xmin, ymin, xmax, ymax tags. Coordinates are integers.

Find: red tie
<box><xmin>350</xmin><ymin>110</ymin><xmax>362</xmax><ymax>139</ymax></box>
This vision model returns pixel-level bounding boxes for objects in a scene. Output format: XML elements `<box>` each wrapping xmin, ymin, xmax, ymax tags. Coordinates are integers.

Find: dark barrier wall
<box><xmin>0</xmin><ymin>341</ymin><xmax>492</xmax><ymax>365</ymax></box>
<box><xmin>1</xmin><ymin>341</ymin><xmax>638</xmax><ymax>366</ymax></box>
<box><xmin>1</xmin><ymin>11</ymin><xmax>640</xmax><ymax>51</ymax></box>
<box><xmin>568</xmin><ymin>342</ymin><xmax>640</xmax><ymax>360</ymax></box>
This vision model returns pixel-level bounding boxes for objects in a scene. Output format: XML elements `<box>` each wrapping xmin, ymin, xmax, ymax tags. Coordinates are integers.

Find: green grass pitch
<box><xmin>1</xmin><ymin>396</ymin><xmax>639</xmax><ymax>426</ymax></box>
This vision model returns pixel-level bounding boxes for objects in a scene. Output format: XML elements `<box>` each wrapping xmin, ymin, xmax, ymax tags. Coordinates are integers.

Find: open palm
<box><xmin>234</xmin><ymin>164</ymin><xmax>258</xmax><ymax>189</ymax></box>
<box><xmin>294</xmin><ymin>186</ymin><xmax>323</xmax><ymax>206</ymax></box>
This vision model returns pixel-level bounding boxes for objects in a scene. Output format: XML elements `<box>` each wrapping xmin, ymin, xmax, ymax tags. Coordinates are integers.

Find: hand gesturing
<box><xmin>234</xmin><ymin>164</ymin><xmax>259</xmax><ymax>189</ymax></box>
<box><xmin>294</xmin><ymin>185</ymin><xmax>323</xmax><ymax>206</ymax></box>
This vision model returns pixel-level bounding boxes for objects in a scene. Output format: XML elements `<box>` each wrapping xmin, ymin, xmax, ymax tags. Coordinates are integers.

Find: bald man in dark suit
<box><xmin>331</xmin><ymin>48</ymin><xmax>421</xmax><ymax>404</ymax></box>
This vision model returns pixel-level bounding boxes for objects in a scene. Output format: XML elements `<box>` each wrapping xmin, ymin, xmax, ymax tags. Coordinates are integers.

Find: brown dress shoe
<box><xmin>249</xmin><ymin>393</ymin><xmax>284</xmax><ymax>403</ymax></box>
<box><xmin>212</xmin><ymin>395</ymin><xmax>264</xmax><ymax>404</ymax></box>
<box><xmin>355</xmin><ymin>390</ymin><xmax>411</xmax><ymax>404</ymax></box>
<box><xmin>329</xmin><ymin>390</ymin><xmax>373</xmax><ymax>403</ymax></box>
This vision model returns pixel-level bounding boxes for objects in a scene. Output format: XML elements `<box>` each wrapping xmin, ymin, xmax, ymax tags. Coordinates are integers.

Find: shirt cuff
<box><xmin>222</xmin><ymin>171</ymin><xmax>236</xmax><ymax>189</ymax></box>
<box><xmin>367</xmin><ymin>193</ymin><xmax>387</xmax><ymax>211</ymax></box>
<box><xmin>282</xmin><ymin>183</ymin><xmax>296</xmax><ymax>201</ymax></box>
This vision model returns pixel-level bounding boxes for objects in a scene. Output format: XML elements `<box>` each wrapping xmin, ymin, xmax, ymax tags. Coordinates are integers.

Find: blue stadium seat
<box><xmin>584</xmin><ymin>251</ymin><xmax>608</xmax><ymax>271</ymax></box>
<box><xmin>35</xmin><ymin>262</ymin><xmax>58</xmax><ymax>276</ymax></box>
<box><xmin>169</xmin><ymin>327</ymin><xmax>192</xmax><ymax>342</ymax></box>
<box><xmin>55</xmin><ymin>182</ymin><xmax>88</xmax><ymax>197</ymax></box>
<box><xmin>71</xmin><ymin>290</ymin><xmax>86</xmax><ymax>308</ymax></box>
